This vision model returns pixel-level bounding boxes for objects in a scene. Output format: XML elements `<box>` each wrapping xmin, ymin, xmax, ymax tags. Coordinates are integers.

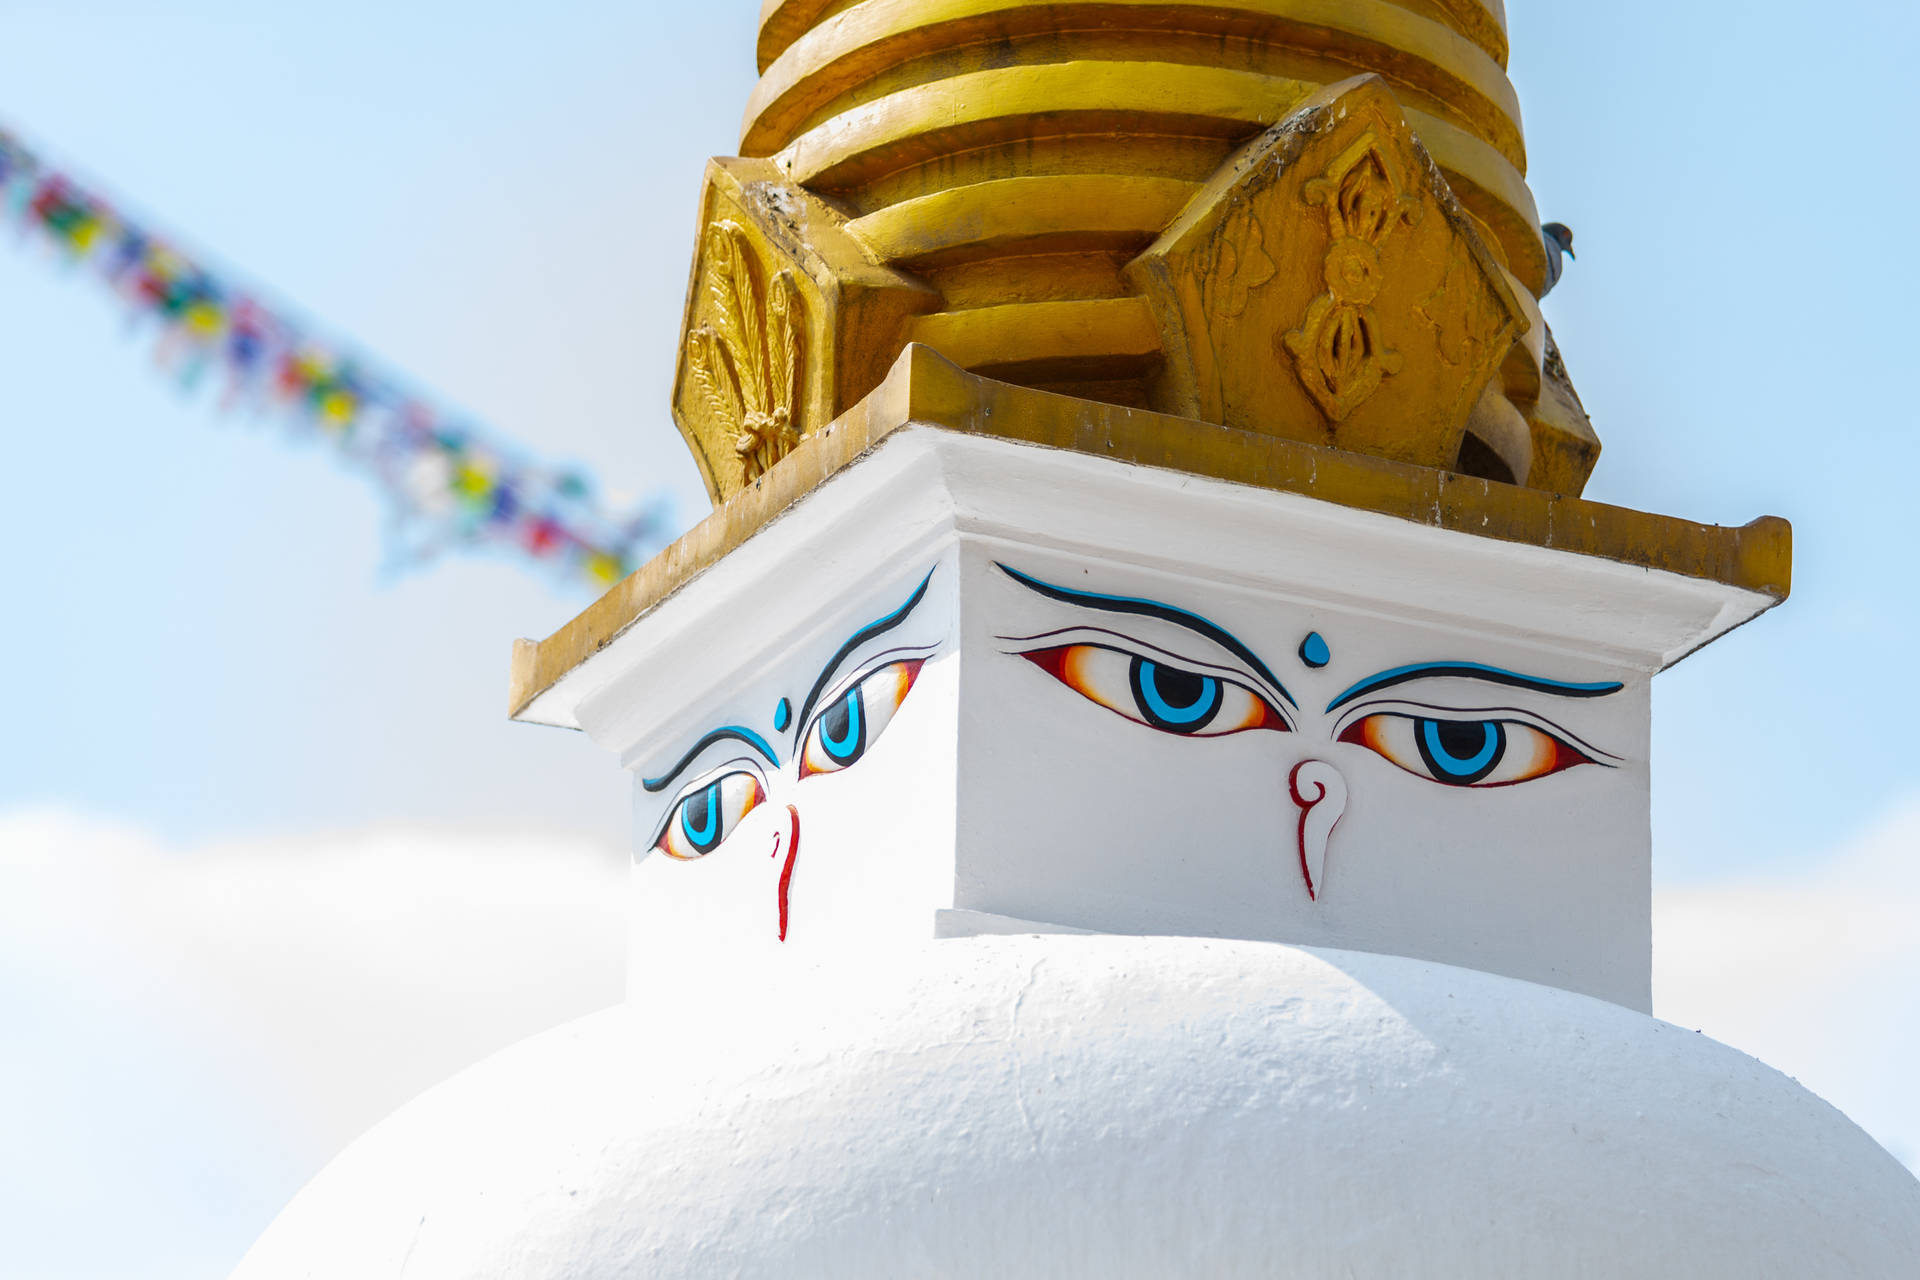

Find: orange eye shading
<box><xmin>655</xmin><ymin>771</ymin><xmax>766</xmax><ymax>860</ymax></box>
<box><xmin>1340</xmin><ymin>714</ymin><xmax>1590</xmax><ymax>787</ymax></box>
<box><xmin>1021</xmin><ymin>645</ymin><xmax>1286</xmax><ymax>737</ymax></box>
<box><xmin>799</xmin><ymin>659</ymin><xmax>924</xmax><ymax>779</ymax></box>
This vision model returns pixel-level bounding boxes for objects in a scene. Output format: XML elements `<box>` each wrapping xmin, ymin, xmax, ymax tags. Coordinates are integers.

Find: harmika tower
<box><xmin>237</xmin><ymin>2</ymin><xmax>1920</xmax><ymax>1275</ymax></box>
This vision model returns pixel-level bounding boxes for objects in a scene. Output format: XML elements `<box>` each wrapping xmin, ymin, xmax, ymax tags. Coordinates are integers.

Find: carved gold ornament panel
<box><xmin>687</xmin><ymin>221</ymin><xmax>808</xmax><ymax>488</ymax></box>
<box><xmin>671</xmin><ymin>159</ymin><xmax>938</xmax><ymax>508</ymax></box>
<box><xmin>1127</xmin><ymin>76</ymin><xmax>1528</xmax><ymax>475</ymax></box>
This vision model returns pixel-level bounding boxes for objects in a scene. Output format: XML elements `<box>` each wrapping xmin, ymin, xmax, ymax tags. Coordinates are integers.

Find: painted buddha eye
<box><xmin>1339</xmin><ymin>714</ymin><xmax>1591</xmax><ymax>787</ymax></box>
<box><xmin>1020</xmin><ymin>645</ymin><xmax>1285</xmax><ymax>737</ymax></box>
<box><xmin>655</xmin><ymin>771</ymin><xmax>767</xmax><ymax>860</ymax></box>
<box><xmin>799</xmin><ymin>659</ymin><xmax>925</xmax><ymax>778</ymax></box>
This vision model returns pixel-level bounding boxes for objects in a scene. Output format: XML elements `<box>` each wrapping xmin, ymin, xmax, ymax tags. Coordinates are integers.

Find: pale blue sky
<box><xmin>3</xmin><ymin>0</ymin><xmax>1916</xmax><ymax>872</ymax></box>
<box><xmin>2</xmin><ymin>1</ymin><xmax>1916</xmax><ymax>1275</ymax></box>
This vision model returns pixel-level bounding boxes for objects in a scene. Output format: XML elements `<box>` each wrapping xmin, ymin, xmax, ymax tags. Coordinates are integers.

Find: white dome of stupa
<box><xmin>234</xmin><ymin>936</ymin><xmax>1920</xmax><ymax>1278</ymax></box>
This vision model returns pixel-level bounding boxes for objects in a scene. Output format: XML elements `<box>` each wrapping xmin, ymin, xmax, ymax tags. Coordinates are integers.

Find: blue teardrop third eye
<box><xmin>1299</xmin><ymin>632</ymin><xmax>1331</xmax><ymax>669</ymax></box>
<box><xmin>1130</xmin><ymin>658</ymin><xmax>1221</xmax><ymax>732</ymax></box>
<box><xmin>1416</xmin><ymin>718</ymin><xmax>1504</xmax><ymax>784</ymax></box>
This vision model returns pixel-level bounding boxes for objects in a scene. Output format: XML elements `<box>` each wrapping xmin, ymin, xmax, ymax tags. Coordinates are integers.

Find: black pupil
<box><xmin>821</xmin><ymin>698</ymin><xmax>858</xmax><ymax>761</ymax></box>
<box><xmin>1434</xmin><ymin>720</ymin><xmax>1491</xmax><ymax>760</ymax></box>
<box><xmin>1152</xmin><ymin>665</ymin><xmax>1207</xmax><ymax>710</ymax></box>
<box><xmin>685</xmin><ymin>787</ymin><xmax>718</xmax><ymax>849</ymax></box>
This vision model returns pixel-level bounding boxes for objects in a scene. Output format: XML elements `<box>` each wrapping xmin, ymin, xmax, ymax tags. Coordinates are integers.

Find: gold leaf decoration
<box><xmin>685</xmin><ymin>221</ymin><xmax>809</xmax><ymax>486</ymax></box>
<box><xmin>1199</xmin><ymin>197</ymin><xmax>1276</xmax><ymax>321</ymax></box>
<box><xmin>1284</xmin><ymin>135</ymin><xmax>1422</xmax><ymax>422</ymax></box>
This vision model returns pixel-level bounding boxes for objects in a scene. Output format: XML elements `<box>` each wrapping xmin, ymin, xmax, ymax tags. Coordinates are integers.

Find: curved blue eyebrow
<box><xmin>996</xmin><ymin>563</ymin><xmax>1296</xmax><ymax>708</ymax></box>
<box><xmin>1325</xmin><ymin>662</ymin><xmax>1624</xmax><ymax>713</ymax></box>
<box><xmin>641</xmin><ymin>726</ymin><xmax>780</xmax><ymax>793</ymax></box>
<box><xmin>793</xmin><ymin>568</ymin><xmax>937</xmax><ymax>735</ymax></box>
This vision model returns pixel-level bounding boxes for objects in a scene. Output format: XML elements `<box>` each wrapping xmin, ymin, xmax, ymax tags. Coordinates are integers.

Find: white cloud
<box><xmin>1</xmin><ymin>808</ymin><xmax>630</xmax><ymax>1143</ymax></box>
<box><xmin>1654</xmin><ymin>795</ymin><xmax>1920</xmax><ymax>1170</ymax></box>
<box><xmin>0</xmin><ymin>809</ymin><xmax>627</xmax><ymax>1279</ymax></box>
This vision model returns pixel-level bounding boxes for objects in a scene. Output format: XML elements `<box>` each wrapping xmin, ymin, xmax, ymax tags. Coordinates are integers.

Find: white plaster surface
<box><xmin>542</xmin><ymin>431</ymin><xmax>1778</xmax><ymax>1011</ymax></box>
<box><xmin>601</xmin><ymin>446</ymin><xmax>1667</xmax><ymax>1009</ymax></box>
<box><xmin>233</xmin><ymin>936</ymin><xmax>1920</xmax><ymax>1278</ymax></box>
<box><xmin>526</xmin><ymin>429</ymin><xmax>1776</xmax><ymax>734</ymax></box>
<box><xmin>949</xmin><ymin>538</ymin><xmax>1654</xmax><ymax>1008</ymax></box>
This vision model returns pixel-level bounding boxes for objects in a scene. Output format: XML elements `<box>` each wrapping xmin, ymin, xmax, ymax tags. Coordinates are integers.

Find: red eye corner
<box><xmin>1019</xmin><ymin>646</ymin><xmax>1073</xmax><ymax>683</ymax></box>
<box><xmin>1340</xmin><ymin>714</ymin><xmax>1597</xmax><ymax>788</ymax></box>
<box><xmin>798</xmin><ymin>658</ymin><xmax>925</xmax><ymax>779</ymax></box>
<box><xmin>1019</xmin><ymin>644</ymin><xmax>1286</xmax><ymax>737</ymax></box>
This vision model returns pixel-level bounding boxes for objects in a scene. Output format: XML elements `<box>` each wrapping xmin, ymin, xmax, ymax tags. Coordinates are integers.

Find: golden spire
<box><xmin>671</xmin><ymin>0</ymin><xmax>1598</xmax><ymax>505</ymax></box>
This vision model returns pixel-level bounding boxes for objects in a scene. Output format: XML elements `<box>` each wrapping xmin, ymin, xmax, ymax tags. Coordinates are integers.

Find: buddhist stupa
<box><xmin>235</xmin><ymin>2</ymin><xmax>1920</xmax><ymax>1275</ymax></box>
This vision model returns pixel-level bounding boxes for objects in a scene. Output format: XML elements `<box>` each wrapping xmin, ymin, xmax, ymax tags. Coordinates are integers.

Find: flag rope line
<box><xmin>0</xmin><ymin>124</ymin><xmax>665</xmax><ymax>591</ymax></box>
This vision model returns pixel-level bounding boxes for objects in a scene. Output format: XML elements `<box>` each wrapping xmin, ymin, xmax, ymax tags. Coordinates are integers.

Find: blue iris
<box><xmin>1416</xmin><ymin>718</ymin><xmax>1505</xmax><ymax>784</ymax></box>
<box><xmin>679</xmin><ymin>781</ymin><xmax>722</xmax><ymax>851</ymax></box>
<box><xmin>1130</xmin><ymin>658</ymin><xmax>1221</xmax><ymax>732</ymax></box>
<box><xmin>818</xmin><ymin>690</ymin><xmax>865</xmax><ymax>764</ymax></box>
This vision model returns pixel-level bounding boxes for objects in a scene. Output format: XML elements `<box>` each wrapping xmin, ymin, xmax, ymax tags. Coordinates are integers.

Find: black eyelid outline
<box><xmin>798</xmin><ymin>644</ymin><xmax>938</xmax><ymax>741</ymax></box>
<box><xmin>998</xmin><ymin>625</ymin><xmax>1296</xmax><ymax>730</ymax></box>
<box><xmin>995</xmin><ymin>564</ymin><xmax>1297</xmax><ymax>709</ymax></box>
<box><xmin>643</xmin><ymin>758</ymin><xmax>767</xmax><ymax>849</ymax></box>
<box><xmin>793</xmin><ymin>569</ymin><xmax>936</xmax><ymax>740</ymax></box>
<box><xmin>1336</xmin><ymin>699</ymin><xmax>1621</xmax><ymax>766</ymax></box>
<box><xmin>642</xmin><ymin>727</ymin><xmax>779</xmax><ymax>794</ymax></box>
<box><xmin>1324</xmin><ymin>663</ymin><xmax>1623</xmax><ymax>713</ymax></box>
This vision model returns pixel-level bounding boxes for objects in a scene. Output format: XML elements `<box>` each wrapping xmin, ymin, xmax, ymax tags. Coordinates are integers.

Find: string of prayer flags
<box><xmin>0</xmin><ymin>124</ymin><xmax>663</xmax><ymax>592</ymax></box>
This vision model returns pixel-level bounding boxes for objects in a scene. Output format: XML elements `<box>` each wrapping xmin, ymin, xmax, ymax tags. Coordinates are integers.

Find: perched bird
<box><xmin>1541</xmin><ymin>222</ymin><xmax>1576</xmax><ymax>297</ymax></box>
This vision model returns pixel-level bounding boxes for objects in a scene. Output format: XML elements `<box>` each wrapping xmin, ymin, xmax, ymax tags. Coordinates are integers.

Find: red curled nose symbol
<box><xmin>1289</xmin><ymin>760</ymin><xmax>1348</xmax><ymax>902</ymax></box>
<box><xmin>770</xmin><ymin>804</ymin><xmax>800</xmax><ymax>941</ymax></box>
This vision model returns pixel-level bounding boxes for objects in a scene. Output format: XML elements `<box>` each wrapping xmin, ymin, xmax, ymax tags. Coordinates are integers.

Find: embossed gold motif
<box><xmin>1284</xmin><ymin>136</ymin><xmax>1422</xmax><ymax>422</ymax></box>
<box><xmin>1198</xmin><ymin>199</ymin><xmax>1276</xmax><ymax>321</ymax></box>
<box><xmin>686</xmin><ymin>221</ymin><xmax>808</xmax><ymax>485</ymax></box>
